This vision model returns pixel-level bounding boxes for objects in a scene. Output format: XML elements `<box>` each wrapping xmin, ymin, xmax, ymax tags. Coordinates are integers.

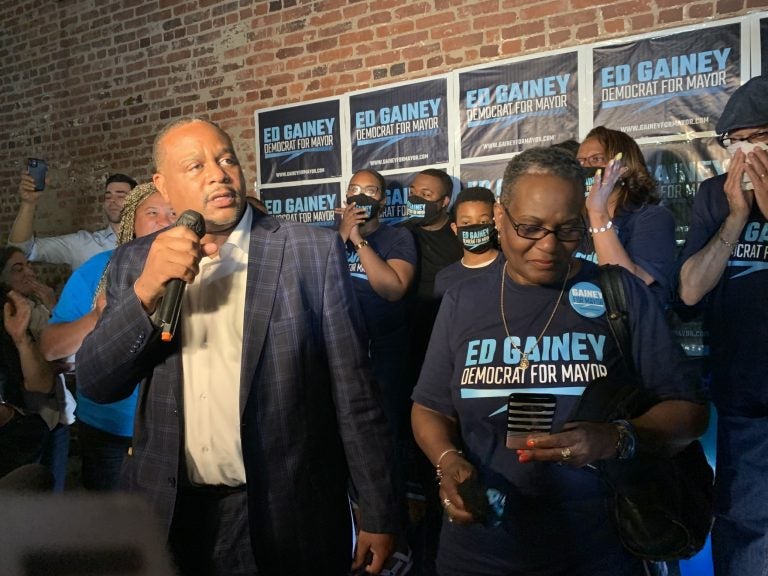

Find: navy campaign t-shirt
<box><xmin>345</xmin><ymin>223</ymin><xmax>417</xmax><ymax>338</ymax></box>
<box><xmin>680</xmin><ymin>174</ymin><xmax>768</xmax><ymax>416</ymax></box>
<box><xmin>412</xmin><ymin>260</ymin><xmax>700</xmax><ymax>575</ymax></box>
<box><xmin>575</xmin><ymin>203</ymin><xmax>676</xmax><ymax>306</ymax></box>
<box><xmin>433</xmin><ymin>252</ymin><xmax>505</xmax><ymax>299</ymax></box>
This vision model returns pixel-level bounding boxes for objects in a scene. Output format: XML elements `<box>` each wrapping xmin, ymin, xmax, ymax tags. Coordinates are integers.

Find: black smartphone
<box><xmin>506</xmin><ymin>392</ymin><xmax>557</xmax><ymax>449</ymax></box>
<box><xmin>27</xmin><ymin>158</ymin><xmax>48</xmax><ymax>191</ymax></box>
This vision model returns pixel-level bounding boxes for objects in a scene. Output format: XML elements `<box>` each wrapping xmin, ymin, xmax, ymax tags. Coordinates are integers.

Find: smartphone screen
<box><xmin>27</xmin><ymin>158</ymin><xmax>48</xmax><ymax>191</ymax></box>
<box><xmin>506</xmin><ymin>392</ymin><xmax>557</xmax><ymax>449</ymax></box>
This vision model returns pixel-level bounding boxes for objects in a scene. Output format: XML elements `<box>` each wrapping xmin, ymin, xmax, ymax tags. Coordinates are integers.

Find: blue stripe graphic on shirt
<box><xmin>728</xmin><ymin>260</ymin><xmax>768</xmax><ymax>279</ymax></box>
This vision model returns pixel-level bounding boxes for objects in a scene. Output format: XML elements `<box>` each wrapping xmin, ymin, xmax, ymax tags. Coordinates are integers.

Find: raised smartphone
<box><xmin>27</xmin><ymin>158</ymin><xmax>48</xmax><ymax>191</ymax></box>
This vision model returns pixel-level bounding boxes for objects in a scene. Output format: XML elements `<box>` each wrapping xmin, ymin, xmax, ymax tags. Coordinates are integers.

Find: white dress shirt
<box><xmin>181</xmin><ymin>207</ymin><xmax>252</xmax><ymax>486</ymax></box>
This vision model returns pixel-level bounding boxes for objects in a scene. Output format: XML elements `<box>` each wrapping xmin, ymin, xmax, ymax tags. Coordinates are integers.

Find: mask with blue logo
<box><xmin>347</xmin><ymin>194</ymin><xmax>381</xmax><ymax>221</ymax></box>
<box><xmin>457</xmin><ymin>223</ymin><xmax>496</xmax><ymax>253</ymax></box>
<box><xmin>406</xmin><ymin>197</ymin><xmax>443</xmax><ymax>225</ymax></box>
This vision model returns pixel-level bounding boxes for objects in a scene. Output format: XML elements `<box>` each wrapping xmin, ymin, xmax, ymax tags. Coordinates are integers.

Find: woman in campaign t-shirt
<box><xmin>411</xmin><ymin>147</ymin><xmax>707</xmax><ymax>576</ymax></box>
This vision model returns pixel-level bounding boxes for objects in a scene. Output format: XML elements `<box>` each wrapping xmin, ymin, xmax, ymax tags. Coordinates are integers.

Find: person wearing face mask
<box><xmin>338</xmin><ymin>170</ymin><xmax>417</xmax><ymax>570</ymax></box>
<box><xmin>678</xmin><ymin>75</ymin><xmax>768</xmax><ymax>576</ymax></box>
<box><xmin>434</xmin><ymin>187</ymin><xmax>503</xmax><ymax>299</ymax></box>
<box><xmin>576</xmin><ymin>127</ymin><xmax>676</xmax><ymax>306</ymax></box>
<box><xmin>404</xmin><ymin>169</ymin><xmax>464</xmax><ymax>301</ymax></box>
<box><xmin>400</xmin><ymin>168</ymin><xmax>462</xmax><ymax>575</ymax></box>
<box><xmin>338</xmin><ymin>170</ymin><xmax>418</xmax><ymax>320</ymax></box>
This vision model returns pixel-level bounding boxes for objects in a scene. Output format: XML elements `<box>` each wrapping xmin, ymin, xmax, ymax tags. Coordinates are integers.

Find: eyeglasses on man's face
<box><xmin>347</xmin><ymin>184</ymin><xmax>381</xmax><ymax>197</ymax></box>
<box><xmin>576</xmin><ymin>153</ymin><xmax>607</xmax><ymax>167</ymax></box>
<box><xmin>718</xmin><ymin>129</ymin><xmax>768</xmax><ymax>149</ymax></box>
<box><xmin>502</xmin><ymin>205</ymin><xmax>585</xmax><ymax>242</ymax></box>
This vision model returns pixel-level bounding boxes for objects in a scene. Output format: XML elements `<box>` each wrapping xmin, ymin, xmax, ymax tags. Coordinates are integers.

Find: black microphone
<box><xmin>0</xmin><ymin>463</ymin><xmax>54</xmax><ymax>492</ymax></box>
<box><xmin>156</xmin><ymin>210</ymin><xmax>206</xmax><ymax>342</ymax></box>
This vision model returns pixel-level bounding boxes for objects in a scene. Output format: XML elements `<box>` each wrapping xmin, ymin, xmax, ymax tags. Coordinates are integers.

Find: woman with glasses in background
<box><xmin>576</xmin><ymin>126</ymin><xmax>676</xmax><ymax>305</ymax></box>
<box><xmin>337</xmin><ymin>168</ymin><xmax>417</xmax><ymax>573</ymax></box>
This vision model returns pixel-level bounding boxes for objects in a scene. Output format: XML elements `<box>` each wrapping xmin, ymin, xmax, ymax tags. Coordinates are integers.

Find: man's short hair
<box><xmin>417</xmin><ymin>168</ymin><xmax>453</xmax><ymax>199</ymax></box>
<box><xmin>153</xmin><ymin>117</ymin><xmax>223</xmax><ymax>172</ymax></box>
<box><xmin>451</xmin><ymin>186</ymin><xmax>495</xmax><ymax>222</ymax></box>
<box><xmin>105</xmin><ymin>173</ymin><xmax>137</xmax><ymax>190</ymax></box>
<box><xmin>454</xmin><ymin>186</ymin><xmax>495</xmax><ymax>209</ymax></box>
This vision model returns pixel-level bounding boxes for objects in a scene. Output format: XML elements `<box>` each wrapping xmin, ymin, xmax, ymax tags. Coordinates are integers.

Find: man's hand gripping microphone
<box><xmin>155</xmin><ymin>210</ymin><xmax>206</xmax><ymax>342</ymax></box>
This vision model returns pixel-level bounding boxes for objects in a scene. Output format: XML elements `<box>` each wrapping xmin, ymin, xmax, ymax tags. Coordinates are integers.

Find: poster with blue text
<box><xmin>261</xmin><ymin>182</ymin><xmax>341</xmax><ymax>227</ymax></box>
<box><xmin>459</xmin><ymin>52</ymin><xmax>578</xmax><ymax>159</ymax></box>
<box><xmin>349</xmin><ymin>78</ymin><xmax>448</xmax><ymax>172</ymax></box>
<box><xmin>641</xmin><ymin>139</ymin><xmax>730</xmax><ymax>248</ymax></box>
<box><xmin>593</xmin><ymin>24</ymin><xmax>741</xmax><ymax>138</ymax></box>
<box><xmin>258</xmin><ymin>100</ymin><xmax>341</xmax><ymax>185</ymax></box>
<box><xmin>460</xmin><ymin>159</ymin><xmax>511</xmax><ymax>198</ymax></box>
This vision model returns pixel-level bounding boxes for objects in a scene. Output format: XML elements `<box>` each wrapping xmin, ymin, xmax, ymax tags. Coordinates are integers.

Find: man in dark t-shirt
<box><xmin>402</xmin><ymin>168</ymin><xmax>463</xmax><ymax>388</ymax></box>
<box><xmin>401</xmin><ymin>168</ymin><xmax>462</xmax><ymax>575</ymax></box>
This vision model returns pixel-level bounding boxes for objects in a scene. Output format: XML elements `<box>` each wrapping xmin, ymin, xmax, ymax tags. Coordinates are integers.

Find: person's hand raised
<box><xmin>19</xmin><ymin>173</ymin><xmax>42</xmax><ymax>205</ymax></box>
<box><xmin>3</xmin><ymin>290</ymin><xmax>33</xmax><ymax>345</ymax></box>
<box><xmin>586</xmin><ymin>153</ymin><xmax>627</xmax><ymax>217</ymax></box>
<box><xmin>338</xmin><ymin>202</ymin><xmax>369</xmax><ymax>244</ymax></box>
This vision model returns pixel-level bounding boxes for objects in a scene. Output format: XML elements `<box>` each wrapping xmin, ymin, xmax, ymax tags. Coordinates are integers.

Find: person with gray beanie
<box><xmin>678</xmin><ymin>75</ymin><xmax>768</xmax><ymax>576</ymax></box>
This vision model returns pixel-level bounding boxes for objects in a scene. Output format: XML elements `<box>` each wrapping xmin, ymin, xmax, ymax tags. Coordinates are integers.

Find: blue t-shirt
<box><xmin>413</xmin><ymin>261</ymin><xmax>700</xmax><ymax>574</ymax></box>
<box><xmin>680</xmin><ymin>173</ymin><xmax>768</xmax><ymax>416</ymax></box>
<box><xmin>345</xmin><ymin>223</ymin><xmax>417</xmax><ymax>338</ymax></box>
<box><xmin>575</xmin><ymin>203</ymin><xmax>676</xmax><ymax>306</ymax></box>
<box><xmin>433</xmin><ymin>252</ymin><xmax>504</xmax><ymax>299</ymax></box>
<box><xmin>50</xmin><ymin>250</ymin><xmax>138</xmax><ymax>437</ymax></box>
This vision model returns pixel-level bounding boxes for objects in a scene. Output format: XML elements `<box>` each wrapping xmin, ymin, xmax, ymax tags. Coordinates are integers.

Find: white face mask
<box><xmin>726</xmin><ymin>141</ymin><xmax>768</xmax><ymax>190</ymax></box>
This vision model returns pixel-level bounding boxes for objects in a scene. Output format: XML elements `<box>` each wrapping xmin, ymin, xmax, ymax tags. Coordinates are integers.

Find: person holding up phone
<box><xmin>411</xmin><ymin>147</ymin><xmax>707</xmax><ymax>576</ymax></box>
<box><xmin>9</xmin><ymin>166</ymin><xmax>137</xmax><ymax>271</ymax></box>
<box><xmin>575</xmin><ymin>127</ymin><xmax>676</xmax><ymax>306</ymax></box>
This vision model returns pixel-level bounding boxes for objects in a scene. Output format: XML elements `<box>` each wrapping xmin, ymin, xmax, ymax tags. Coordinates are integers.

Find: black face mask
<box><xmin>406</xmin><ymin>197</ymin><xmax>443</xmax><ymax>225</ymax></box>
<box><xmin>347</xmin><ymin>194</ymin><xmax>381</xmax><ymax>221</ymax></box>
<box><xmin>583</xmin><ymin>166</ymin><xmax>600</xmax><ymax>196</ymax></box>
<box><xmin>457</xmin><ymin>223</ymin><xmax>496</xmax><ymax>254</ymax></box>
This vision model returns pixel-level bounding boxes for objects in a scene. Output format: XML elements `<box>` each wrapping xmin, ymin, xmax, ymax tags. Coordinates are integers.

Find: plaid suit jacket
<box><xmin>77</xmin><ymin>209</ymin><xmax>398</xmax><ymax>574</ymax></box>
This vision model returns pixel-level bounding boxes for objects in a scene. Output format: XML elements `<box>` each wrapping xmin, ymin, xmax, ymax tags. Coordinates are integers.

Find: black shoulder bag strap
<box><xmin>599</xmin><ymin>264</ymin><xmax>635</xmax><ymax>377</ymax></box>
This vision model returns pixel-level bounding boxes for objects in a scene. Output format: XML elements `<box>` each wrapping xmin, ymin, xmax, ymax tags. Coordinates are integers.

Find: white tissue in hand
<box><xmin>726</xmin><ymin>141</ymin><xmax>768</xmax><ymax>190</ymax></box>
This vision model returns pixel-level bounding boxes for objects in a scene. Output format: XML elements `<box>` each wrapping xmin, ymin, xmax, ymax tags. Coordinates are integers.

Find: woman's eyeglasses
<box><xmin>576</xmin><ymin>153</ymin><xmax>607</xmax><ymax>167</ymax></box>
<box><xmin>502</xmin><ymin>205</ymin><xmax>585</xmax><ymax>242</ymax></box>
<box><xmin>347</xmin><ymin>184</ymin><xmax>380</xmax><ymax>197</ymax></box>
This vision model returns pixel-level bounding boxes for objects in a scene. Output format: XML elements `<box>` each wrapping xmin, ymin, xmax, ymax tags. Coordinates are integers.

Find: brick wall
<box><xmin>0</xmin><ymin>0</ymin><xmax>759</xmax><ymax>285</ymax></box>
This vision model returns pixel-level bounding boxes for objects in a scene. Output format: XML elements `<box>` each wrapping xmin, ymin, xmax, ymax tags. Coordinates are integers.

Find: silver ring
<box><xmin>448</xmin><ymin>516</ymin><xmax>455</xmax><ymax>523</ymax></box>
<box><xmin>442</xmin><ymin>498</ymin><xmax>452</xmax><ymax>508</ymax></box>
<box><xmin>560</xmin><ymin>447</ymin><xmax>572</xmax><ymax>460</ymax></box>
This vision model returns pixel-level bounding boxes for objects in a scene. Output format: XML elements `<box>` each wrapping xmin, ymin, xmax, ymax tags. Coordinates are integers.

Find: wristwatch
<box><xmin>353</xmin><ymin>239</ymin><xmax>369</xmax><ymax>252</ymax></box>
<box><xmin>612</xmin><ymin>419</ymin><xmax>637</xmax><ymax>460</ymax></box>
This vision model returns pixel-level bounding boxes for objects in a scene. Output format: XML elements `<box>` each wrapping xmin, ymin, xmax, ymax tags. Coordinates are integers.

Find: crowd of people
<box><xmin>0</xmin><ymin>75</ymin><xmax>766</xmax><ymax>576</ymax></box>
